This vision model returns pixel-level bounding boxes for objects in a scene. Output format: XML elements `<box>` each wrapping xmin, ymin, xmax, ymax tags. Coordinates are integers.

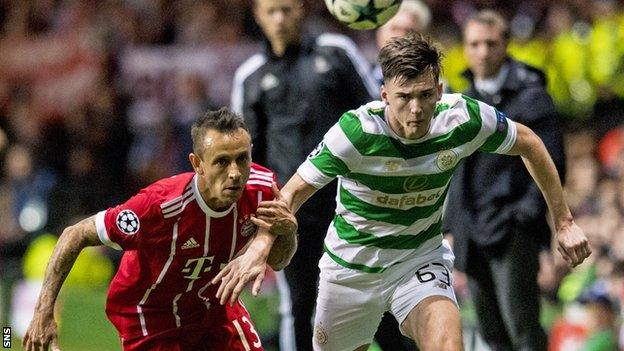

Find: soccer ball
<box><xmin>324</xmin><ymin>0</ymin><xmax>403</xmax><ymax>30</ymax></box>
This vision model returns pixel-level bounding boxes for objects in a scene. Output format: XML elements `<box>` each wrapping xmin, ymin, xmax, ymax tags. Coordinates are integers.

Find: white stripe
<box><xmin>297</xmin><ymin>161</ymin><xmax>333</xmax><ymax>189</ymax></box>
<box><xmin>160</xmin><ymin>187</ymin><xmax>193</xmax><ymax>209</ymax></box>
<box><xmin>257</xmin><ymin>191</ymin><xmax>263</xmax><ymax>204</ymax></box>
<box><xmin>137</xmin><ymin>306</ymin><xmax>147</xmax><ymax>335</ymax></box>
<box><xmin>164</xmin><ymin>195</ymin><xmax>196</xmax><ymax>219</ymax></box>
<box><xmin>233</xmin><ymin>319</ymin><xmax>251</xmax><ymax>351</ymax></box>
<box><xmin>323</xmin><ymin>122</ymin><xmax>362</xmax><ymax>170</ymax></box>
<box><xmin>496</xmin><ymin>118</ymin><xmax>517</xmax><ymax>154</ymax></box>
<box><xmin>228</xmin><ymin>205</ymin><xmax>238</xmax><ymax>261</ymax></box>
<box><xmin>324</xmin><ymin>224</ymin><xmax>443</xmax><ymax>269</ymax></box>
<box><xmin>248</xmin><ymin>173</ymin><xmax>273</xmax><ymax>182</ymax></box>
<box><xmin>172</xmin><ymin>293</ymin><xmax>182</xmax><ymax>327</ymax></box>
<box><xmin>231</xmin><ymin>54</ymin><xmax>267</xmax><ymax>114</ymax></box>
<box><xmin>336</xmin><ymin>200</ymin><xmax>445</xmax><ymax>237</ymax></box>
<box><xmin>204</xmin><ymin>216</ymin><xmax>210</xmax><ymax>256</ymax></box>
<box><xmin>95</xmin><ymin>211</ymin><xmax>122</xmax><ymax>250</ymax></box>
<box><xmin>250</xmin><ymin>168</ymin><xmax>274</xmax><ymax>177</ymax></box>
<box><xmin>246</xmin><ymin>180</ymin><xmax>273</xmax><ymax>187</ymax></box>
<box><xmin>137</xmin><ymin>221</ymin><xmax>179</xmax><ymax>336</ymax></box>
<box><xmin>316</xmin><ymin>33</ymin><xmax>378</xmax><ymax>98</ymax></box>
<box><xmin>172</xmin><ymin>278</ymin><xmax>196</xmax><ymax>327</ymax></box>
<box><xmin>162</xmin><ymin>190</ymin><xmax>194</xmax><ymax>214</ymax></box>
<box><xmin>276</xmin><ymin>271</ymin><xmax>296</xmax><ymax>351</ymax></box>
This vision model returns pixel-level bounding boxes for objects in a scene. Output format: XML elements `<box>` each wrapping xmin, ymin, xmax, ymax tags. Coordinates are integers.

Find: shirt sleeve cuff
<box><xmin>95</xmin><ymin>210</ymin><xmax>122</xmax><ymax>251</ymax></box>
<box><xmin>297</xmin><ymin>161</ymin><xmax>334</xmax><ymax>189</ymax></box>
<box><xmin>496</xmin><ymin>119</ymin><xmax>518</xmax><ymax>154</ymax></box>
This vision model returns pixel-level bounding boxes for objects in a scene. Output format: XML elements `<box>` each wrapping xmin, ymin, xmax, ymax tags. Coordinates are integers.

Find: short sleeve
<box><xmin>478</xmin><ymin>104</ymin><xmax>517</xmax><ymax>154</ymax></box>
<box><xmin>95</xmin><ymin>187</ymin><xmax>164</xmax><ymax>251</ymax></box>
<box><xmin>298</xmin><ymin>115</ymin><xmax>360</xmax><ymax>188</ymax></box>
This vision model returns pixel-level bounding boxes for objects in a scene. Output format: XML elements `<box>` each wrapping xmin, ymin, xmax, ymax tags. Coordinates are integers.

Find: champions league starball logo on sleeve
<box><xmin>308</xmin><ymin>141</ymin><xmax>325</xmax><ymax>159</ymax></box>
<box><xmin>116</xmin><ymin>209</ymin><xmax>140</xmax><ymax>235</ymax></box>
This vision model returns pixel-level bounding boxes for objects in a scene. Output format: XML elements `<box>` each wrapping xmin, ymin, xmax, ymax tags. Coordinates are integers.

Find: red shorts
<box><xmin>119</xmin><ymin>303</ymin><xmax>263</xmax><ymax>351</ymax></box>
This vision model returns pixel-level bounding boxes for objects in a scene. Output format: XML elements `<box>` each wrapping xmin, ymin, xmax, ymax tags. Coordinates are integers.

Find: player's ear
<box><xmin>436</xmin><ymin>81</ymin><xmax>443</xmax><ymax>100</ymax></box>
<box><xmin>381</xmin><ymin>84</ymin><xmax>388</xmax><ymax>104</ymax></box>
<box><xmin>189</xmin><ymin>153</ymin><xmax>203</xmax><ymax>175</ymax></box>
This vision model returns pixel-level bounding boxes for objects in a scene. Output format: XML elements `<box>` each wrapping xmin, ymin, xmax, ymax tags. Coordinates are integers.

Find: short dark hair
<box><xmin>464</xmin><ymin>10</ymin><xmax>510</xmax><ymax>41</ymax></box>
<box><xmin>378</xmin><ymin>32</ymin><xmax>442</xmax><ymax>85</ymax></box>
<box><xmin>191</xmin><ymin>107</ymin><xmax>249</xmax><ymax>155</ymax></box>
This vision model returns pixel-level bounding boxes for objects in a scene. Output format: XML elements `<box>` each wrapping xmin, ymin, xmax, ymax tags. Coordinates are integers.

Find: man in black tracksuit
<box><xmin>444</xmin><ymin>11</ymin><xmax>566</xmax><ymax>351</ymax></box>
<box><xmin>231</xmin><ymin>1</ymin><xmax>379</xmax><ymax>349</ymax></box>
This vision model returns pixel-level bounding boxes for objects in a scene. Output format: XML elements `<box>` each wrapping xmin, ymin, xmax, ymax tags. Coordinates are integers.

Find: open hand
<box><xmin>211</xmin><ymin>244</ymin><xmax>269</xmax><ymax>306</ymax></box>
<box><xmin>23</xmin><ymin>312</ymin><xmax>61</xmax><ymax>351</ymax></box>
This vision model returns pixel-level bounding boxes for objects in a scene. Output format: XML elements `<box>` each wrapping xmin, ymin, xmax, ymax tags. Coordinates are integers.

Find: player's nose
<box><xmin>228</xmin><ymin>164</ymin><xmax>242</xmax><ymax>180</ymax></box>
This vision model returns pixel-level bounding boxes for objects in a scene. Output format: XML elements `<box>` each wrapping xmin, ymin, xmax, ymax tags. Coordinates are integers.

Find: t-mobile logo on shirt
<box><xmin>182</xmin><ymin>256</ymin><xmax>215</xmax><ymax>280</ymax></box>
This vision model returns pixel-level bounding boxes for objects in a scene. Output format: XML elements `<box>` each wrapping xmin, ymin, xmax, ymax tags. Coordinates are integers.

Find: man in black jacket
<box><xmin>444</xmin><ymin>10</ymin><xmax>566</xmax><ymax>351</ymax></box>
<box><xmin>231</xmin><ymin>0</ymin><xmax>378</xmax><ymax>349</ymax></box>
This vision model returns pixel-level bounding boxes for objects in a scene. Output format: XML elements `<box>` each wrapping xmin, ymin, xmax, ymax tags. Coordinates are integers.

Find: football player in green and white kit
<box><xmin>213</xmin><ymin>33</ymin><xmax>591</xmax><ymax>351</ymax></box>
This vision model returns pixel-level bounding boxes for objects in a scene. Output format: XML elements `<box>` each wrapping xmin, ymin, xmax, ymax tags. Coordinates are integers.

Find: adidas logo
<box><xmin>181</xmin><ymin>237</ymin><xmax>200</xmax><ymax>250</ymax></box>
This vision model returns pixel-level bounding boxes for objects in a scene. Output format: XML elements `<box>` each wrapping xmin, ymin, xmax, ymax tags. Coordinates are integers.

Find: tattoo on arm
<box><xmin>267</xmin><ymin>232</ymin><xmax>297</xmax><ymax>271</ymax></box>
<box><xmin>36</xmin><ymin>216</ymin><xmax>101</xmax><ymax>314</ymax></box>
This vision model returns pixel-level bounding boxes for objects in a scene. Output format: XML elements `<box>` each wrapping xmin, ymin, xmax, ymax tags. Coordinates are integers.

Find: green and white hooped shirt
<box><xmin>297</xmin><ymin>93</ymin><xmax>517</xmax><ymax>273</ymax></box>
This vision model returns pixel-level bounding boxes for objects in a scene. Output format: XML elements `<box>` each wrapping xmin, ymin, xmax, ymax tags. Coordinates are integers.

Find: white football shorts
<box><xmin>312</xmin><ymin>238</ymin><xmax>457</xmax><ymax>351</ymax></box>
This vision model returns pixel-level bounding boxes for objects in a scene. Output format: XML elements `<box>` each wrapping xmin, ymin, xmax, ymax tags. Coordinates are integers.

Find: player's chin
<box><xmin>223</xmin><ymin>187</ymin><xmax>243</xmax><ymax>199</ymax></box>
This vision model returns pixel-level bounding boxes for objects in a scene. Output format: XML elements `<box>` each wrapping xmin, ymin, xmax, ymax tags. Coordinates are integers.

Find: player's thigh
<box><xmin>390</xmin><ymin>242</ymin><xmax>457</xmax><ymax>330</ymax></box>
<box><xmin>389</xmin><ymin>246</ymin><xmax>460</xmax><ymax>348</ymax></box>
<box><xmin>313</xmin><ymin>272</ymin><xmax>385</xmax><ymax>351</ymax></box>
<box><xmin>402</xmin><ymin>295</ymin><xmax>462</xmax><ymax>351</ymax></box>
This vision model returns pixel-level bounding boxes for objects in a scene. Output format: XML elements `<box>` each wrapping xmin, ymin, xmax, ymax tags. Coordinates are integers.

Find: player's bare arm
<box><xmin>23</xmin><ymin>216</ymin><xmax>101</xmax><ymax>351</ymax></box>
<box><xmin>507</xmin><ymin>122</ymin><xmax>591</xmax><ymax>267</ymax></box>
<box><xmin>212</xmin><ymin>174</ymin><xmax>318</xmax><ymax>305</ymax></box>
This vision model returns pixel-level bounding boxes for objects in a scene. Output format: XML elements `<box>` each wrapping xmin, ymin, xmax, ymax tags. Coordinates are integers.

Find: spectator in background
<box><xmin>0</xmin><ymin>144</ymin><xmax>55</xmax><ymax>330</ymax></box>
<box><xmin>171</xmin><ymin>73</ymin><xmax>217</xmax><ymax>173</ymax></box>
<box><xmin>231</xmin><ymin>0</ymin><xmax>377</xmax><ymax>349</ymax></box>
<box><xmin>444</xmin><ymin>10</ymin><xmax>566</xmax><ymax>351</ymax></box>
<box><xmin>373</xmin><ymin>0</ymin><xmax>431</xmax><ymax>85</ymax></box>
<box><xmin>576</xmin><ymin>284</ymin><xmax>618</xmax><ymax>351</ymax></box>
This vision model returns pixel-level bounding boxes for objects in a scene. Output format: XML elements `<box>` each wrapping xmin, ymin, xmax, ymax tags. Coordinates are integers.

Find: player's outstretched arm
<box><xmin>506</xmin><ymin>122</ymin><xmax>591</xmax><ymax>267</ymax></box>
<box><xmin>212</xmin><ymin>174</ymin><xmax>319</xmax><ymax>305</ymax></box>
<box><xmin>23</xmin><ymin>216</ymin><xmax>101</xmax><ymax>351</ymax></box>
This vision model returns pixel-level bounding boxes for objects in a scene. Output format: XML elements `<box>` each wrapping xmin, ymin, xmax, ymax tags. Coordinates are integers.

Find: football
<box><xmin>324</xmin><ymin>0</ymin><xmax>403</xmax><ymax>30</ymax></box>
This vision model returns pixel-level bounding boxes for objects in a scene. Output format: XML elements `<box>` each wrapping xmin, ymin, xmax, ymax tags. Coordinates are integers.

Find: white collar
<box><xmin>192</xmin><ymin>174</ymin><xmax>235</xmax><ymax>218</ymax></box>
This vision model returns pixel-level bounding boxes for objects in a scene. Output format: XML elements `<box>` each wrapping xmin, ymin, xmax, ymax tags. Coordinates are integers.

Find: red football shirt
<box><xmin>95</xmin><ymin>163</ymin><xmax>276</xmax><ymax>341</ymax></box>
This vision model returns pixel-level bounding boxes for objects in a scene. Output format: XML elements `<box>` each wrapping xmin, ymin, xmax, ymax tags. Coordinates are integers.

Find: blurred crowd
<box><xmin>0</xmin><ymin>0</ymin><xmax>623</xmax><ymax>350</ymax></box>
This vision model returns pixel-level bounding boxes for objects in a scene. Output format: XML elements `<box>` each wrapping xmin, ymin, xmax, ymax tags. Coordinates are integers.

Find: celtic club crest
<box><xmin>436</xmin><ymin>149</ymin><xmax>459</xmax><ymax>171</ymax></box>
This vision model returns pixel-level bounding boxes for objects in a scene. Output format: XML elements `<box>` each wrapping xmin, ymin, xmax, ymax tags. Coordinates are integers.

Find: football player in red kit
<box><xmin>23</xmin><ymin>108</ymin><xmax>298</xmax><ymax>351</ymax></box>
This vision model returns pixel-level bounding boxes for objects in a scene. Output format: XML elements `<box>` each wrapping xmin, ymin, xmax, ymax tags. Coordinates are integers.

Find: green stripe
<box><xmin>323</xmin><ymin>244</ymin><xmax>387</xmax><ymax>273</ymax></box>
<box><xmin>334</xmin><ymin>215</ymin><xmax>442</xmax><ymax>249</ymax></box>
<box><xmin>349</xmin><ymin>169</ymin><xmax>454</xmax><ymax>194</ymax></box>
<box><xmin>309</xmin><ymin>145</ymin><xmax>350</xmax><ymax>178</ymax></box>
<box><xmin>338</xmin><ymin>97</ymin><xmax>482</xmax><ymax>159</ymax></box>
<box><xmin>434</xmin><ymin>103</ymin><xmax>451</xmax><ymax>117</ymax></box>
<box><xmin>339</xmin><ymin>186</ymin><xmax>448</xmax><ymax>227</ymax></box>
<box><xmin>480</xmin><ymin>109</ymin><xmax>509</xmax><ymax>152</ymax></box>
